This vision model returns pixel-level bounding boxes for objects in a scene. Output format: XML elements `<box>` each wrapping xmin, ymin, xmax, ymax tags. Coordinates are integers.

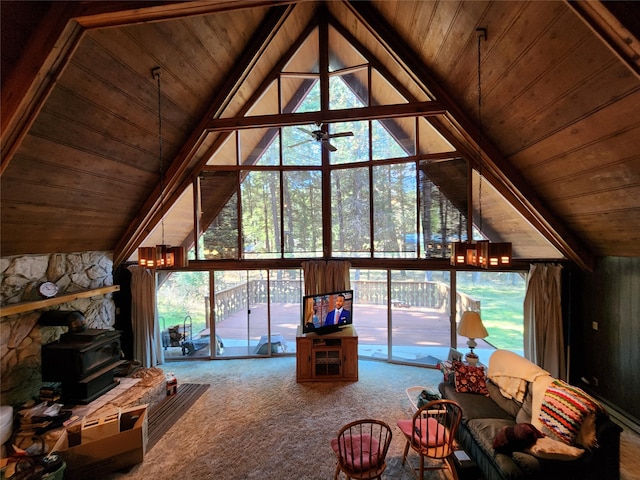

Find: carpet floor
<box><xmin>103</xmin><ymin>357</ymin><xmax>640</xmax><ymax>480</ymax></box>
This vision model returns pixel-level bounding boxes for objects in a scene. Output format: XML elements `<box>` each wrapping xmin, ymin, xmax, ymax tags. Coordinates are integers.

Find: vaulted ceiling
<box><xmin>2</xmin><ymin>1</ymin><xmax>639</xmax><ymax>271</ymax></box>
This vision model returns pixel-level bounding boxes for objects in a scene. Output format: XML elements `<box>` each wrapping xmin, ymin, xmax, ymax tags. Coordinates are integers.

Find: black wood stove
<box><xmin>40</xmin><ymin>311</ymin><xmax>124</xmax><ymax>404</ymax></box>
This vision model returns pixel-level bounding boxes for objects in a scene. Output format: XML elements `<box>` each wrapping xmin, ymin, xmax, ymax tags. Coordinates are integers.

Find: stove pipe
<box><xmin>39</xmin><ymin>310</ymin><xmax>87</xmax><ymax>333</ymax></box>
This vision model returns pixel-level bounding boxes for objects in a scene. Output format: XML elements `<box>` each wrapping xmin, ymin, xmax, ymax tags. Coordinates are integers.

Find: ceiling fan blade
<box><xmin>327</xmin><ymin>131</ymin><xmax>354</xmax><ymax>139</ymax></box>
<box><xmin>296</xmin><ymin>127</ymin><xmax>316</xmax><ymax>137</ymax></box>
<box><xmin>287</xmin><ymin>139</ymin><xmax>313</xmax><ymax>148</ymax></box>
<box><xmin>324</xmin><ymin>141</ymin><xmax>338</xmax><ymax>152</ymax></box>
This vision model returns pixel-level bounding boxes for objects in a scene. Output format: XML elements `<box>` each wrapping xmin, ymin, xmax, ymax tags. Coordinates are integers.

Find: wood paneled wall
<box><xmin>569</xmin><ymin>256</ymin><xmax>640</xmax><ymax>424</ymax></box>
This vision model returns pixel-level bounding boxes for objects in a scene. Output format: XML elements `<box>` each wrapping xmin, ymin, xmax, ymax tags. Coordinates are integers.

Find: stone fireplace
<box><xmin>0</xmin><ymin>252</ymin><xmax>116</xmax><ymax>406</ymax></box>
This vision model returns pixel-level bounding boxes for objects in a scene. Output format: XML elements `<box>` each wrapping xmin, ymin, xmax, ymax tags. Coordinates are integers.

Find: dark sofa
<box><xmin>438</xmin><ymin>356</ymin><xmax>622</xmax><ymax>480</ymax></box>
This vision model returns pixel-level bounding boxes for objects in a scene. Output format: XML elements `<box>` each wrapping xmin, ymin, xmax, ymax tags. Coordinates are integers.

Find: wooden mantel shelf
<box><xmin>0</xmin><ymin>285</ymin><xmax>120</xmax><ymax>317</ymax></box>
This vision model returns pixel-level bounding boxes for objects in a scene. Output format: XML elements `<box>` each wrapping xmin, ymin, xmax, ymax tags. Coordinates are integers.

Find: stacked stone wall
<box><xmin>0</xmin><ymin>252</ymin><xmax>115</xmax><ymax>406</ymax></box>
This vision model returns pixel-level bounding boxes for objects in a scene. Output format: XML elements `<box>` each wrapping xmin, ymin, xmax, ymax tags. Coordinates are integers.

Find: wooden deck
<box><xmin>162</xmin><ymin>303</ymin><xmax>494</xmax><ymax>364</ymax></box>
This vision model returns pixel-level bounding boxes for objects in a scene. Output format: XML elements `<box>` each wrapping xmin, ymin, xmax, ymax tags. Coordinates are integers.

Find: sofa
<box><xmin>438</xmin><ymin>350</ymin><xmax>622</xmax><ymax>480</ymax></box>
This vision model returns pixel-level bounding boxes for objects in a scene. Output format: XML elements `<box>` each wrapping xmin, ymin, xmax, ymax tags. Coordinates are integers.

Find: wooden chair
<box><xmin>331</xmin><ymin>419</ymin><xmax>393</xmax><ymax>480</ymax></box>
<box><xmin>397</xmin><ymin>399</ymin><xmax>463</xmax><ymax>480</ymax></box>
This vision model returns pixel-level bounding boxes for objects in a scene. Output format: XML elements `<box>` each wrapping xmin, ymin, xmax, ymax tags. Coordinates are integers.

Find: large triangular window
<box><xmin>196</xmin><ymin>19</ymin><xmax>473</xmax><ymax>261</ymax></box>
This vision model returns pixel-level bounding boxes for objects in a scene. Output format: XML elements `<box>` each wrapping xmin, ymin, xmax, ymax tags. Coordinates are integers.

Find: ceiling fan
<box><xmin>288</xmin><ymin>123</ymin><xmax>354</xmax><ymax>152</ymax></box>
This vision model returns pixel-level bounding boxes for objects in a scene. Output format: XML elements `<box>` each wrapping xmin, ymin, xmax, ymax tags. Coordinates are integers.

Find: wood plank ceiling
<box><xmin>1</xmin><ymin>1</ymin><xmax>639</xmax><ymax>271</ymax></box>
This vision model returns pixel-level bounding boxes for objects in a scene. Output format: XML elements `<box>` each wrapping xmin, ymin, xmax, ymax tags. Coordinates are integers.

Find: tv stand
<box><xmin>296</xmin><ymin>325</ymin><xmax>358</xmax><ymax>382</ymax></box>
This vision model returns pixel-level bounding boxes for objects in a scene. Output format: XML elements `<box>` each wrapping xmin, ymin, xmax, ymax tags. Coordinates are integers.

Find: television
<box><xmin>302</xmin><ymin>289</ymin><xmax>354</xmax><ymax>335</ymax></box>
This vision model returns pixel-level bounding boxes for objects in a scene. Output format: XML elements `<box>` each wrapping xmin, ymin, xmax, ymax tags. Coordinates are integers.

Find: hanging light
<box><xmin>138</xmin><ymin>68</ymin><xmax>187</xmax><ymax>269</ymax></box>
<box><xmin>450</xmin><ymin>28</ymin><xmax>512</xmax><ymax>268</ymax></box>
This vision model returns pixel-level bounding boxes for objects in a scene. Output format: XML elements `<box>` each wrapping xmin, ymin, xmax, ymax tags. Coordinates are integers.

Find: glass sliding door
<box><xmin>213</xmin><ymin>270</ymin><xmax>268</xmax><ymax>357</ymax></box>
<box><xmin>456</xmin><ymin>271</ymin><xmax>526</xmax><ymax>365</ymax></box>
<box><xmin>389</xmin><ymin>270</ymin><xmax>452</xmax><ymax>365</ymax></box>
<box><xmin>157</xmin><ymin>271</ymin><xmax>211</xmax><ymax>361</ymax></box>
<box><xmin>267</xmin><ymin>268</ymin><xmax>303</xmax><ymax>354</ymax></box>
<box><xmin>350</xmin><ymin>269</ymin><xmax>389</xmax><ymax>359</ymax></box>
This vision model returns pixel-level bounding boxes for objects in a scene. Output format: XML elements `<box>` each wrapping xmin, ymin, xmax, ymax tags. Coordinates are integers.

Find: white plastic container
<box><xmin>0</xmin><ymin>405</ymin><xmax>13</xmax><ymax>457</ymax></box>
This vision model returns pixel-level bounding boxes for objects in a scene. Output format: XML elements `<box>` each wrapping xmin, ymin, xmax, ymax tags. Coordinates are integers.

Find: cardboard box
<box><xmin>81</xmin><ymin>411</ymin><xmax>120</xmax><ymax>443</ymax></box>
<box><xmin>52</xmin><ymin>405</ymin><xmax>147</xmax><ymax>480</ymax></box>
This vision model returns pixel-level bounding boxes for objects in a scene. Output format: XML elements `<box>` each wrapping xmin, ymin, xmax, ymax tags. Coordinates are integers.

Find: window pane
<box><xmin>389</xmin><ymin>270</ymin><xmax>452</xmax><ymax>365</ymax></box>
<box><xmin>329</xmin><ymin>120</ymin><xmax>368</xmax><ymax>165</ymax></box>
<box><xmin>419</xmin><ymin>158</ymin><xmax>469</xmax><ymax>258</ymax></box>
<box><xmin>238</xmin><ymin>127</ymin><xmax>280</xmax><ymax>166</ymax></box>
<box><xmin>282</xmin><ymin>124</ymin><xmax>322</xmax><ymax>165</ymax></box>
<box><xmin>331</xmin><ymin>166</ymin><xmax>370</xmax><ymax>257</ymax></box>
<box><xmin>199</xmin><ymin>173</ymin><xmax>238</xmax><ymax>260</ymax></box>
<box><xmin>330</xmin><ymin>68</ymin><xmax>368</xmax><ymax>107</ymax></box>
<box><xmin>205</xmin><ymin>133</ymin><xmax>237</xmax><ymax>166</ymax></box>
<box><xmin>280</xmin><ymin>76</ymin><xmax>319</xmax><ymax>114</ymax></box>
<box><xmin>329</xmin><ymin>73</ymin><xmax>366</xmax><ymax>109</ymax></box>
<box><xmin>456</xmin><ymin>271</ymin><xmax>526</xmax><ymax>364</ymax></box>
<box><xmin>328</xmin><ymin>25</ymin><xmax>367</xmax><ymax>72</ymax></box>
<box><xmin>373</xmin><ymin>163</ymin><xmax>417</xmax><ymax>258</ymax></box>
<box><xmin>372</xmin><ymin>118</ymin><xmax>414</xmax><ymax>159</ymax></box>
<box><xmin>158</xmin><ymin>271</ymin><xmax>211</xmax><ymax>361</ymax></box>
<box><xmin>283</xmin><ymin>170</ymin><xmax>322</xmax><ymax>257</ymax></box>
<box><xmin>418</xmin><ymin>117</ymin><xmax>455</xmax><ymax>154</ymax></box>
<box><xmin>282</xmin><ymin>27</ymin><xmax>318</xmax><ymax>74</ymax></box>
<box><xmin>241</xmin><ymin>171</ymin><xmax>281</xmax><ymax>258</ymax></box>
<box><xmin>350</xmin><ymin>269</ymin><xmax>388</xmax><ymax>358</ymax></box>
<box><xmin>269</xmin><ymin>268</ymin><xmax>303</xmax><ymax>354</ymax></box>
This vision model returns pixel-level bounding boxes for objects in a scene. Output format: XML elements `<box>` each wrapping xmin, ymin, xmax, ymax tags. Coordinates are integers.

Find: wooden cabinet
<box><xmin>296</xmin><ymin>325</ymin><xmax>358</xmax><ymax>382</ymax></box>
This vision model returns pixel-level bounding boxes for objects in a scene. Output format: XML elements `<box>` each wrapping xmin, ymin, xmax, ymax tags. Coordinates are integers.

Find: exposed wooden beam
<box><xmin>1</xmin><ymin>2</ymin><xmax>84</xmax><ymax>175</ymax></box>
<box><xmin>566</xmin><ymin>1</ymin><xmax>640</xmax><ymax>79</ymax></box>
<box><xmin>119</xmin><ymin>8</ymin><xmax>324</xmax><ymax>264</ymax></box>
<box><xmin>0</xmin><ymin>0</ymin><xmax>300</xmax><ymax>175</ymax></box>
<box><xmin>114</xmin><ymin>4</ymin><xmax>297</xmax><ymax>264</ymax></box>
<box><xmin>346</xmin><ymin>0</ymin><xmax>594</xmax><ymax>271</ymax></box>
<box><xmin>72</xmin><ymin>0</ymin><xmax>299</xmax><ymax>29</ymax></box>
<box><xmin>205</xmin><ymin>101</ymin><xmax>446</xmax><ymax>131</ymax></box>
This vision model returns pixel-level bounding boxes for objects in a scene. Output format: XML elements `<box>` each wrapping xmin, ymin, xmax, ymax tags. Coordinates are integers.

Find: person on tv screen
<box><xmin>324</xmin><ymin>294</ymin><xmax>350</xmax><ymax>326</ymax></box>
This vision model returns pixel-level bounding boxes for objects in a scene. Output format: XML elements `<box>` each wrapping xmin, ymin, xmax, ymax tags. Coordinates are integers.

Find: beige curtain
<box><xmin>301</xmin><ymin>260</ymin><xmax>351</xmax><ymax>294</ymax></box>
<box><xmin>523</xmin><ymin>263</ymin><xmax>565</xmax><ymax>379</ymax></box>
<box><xmin>128</xmin><ymin>265</ymin><xmax>163</xmax><ymax>367</ymax></box>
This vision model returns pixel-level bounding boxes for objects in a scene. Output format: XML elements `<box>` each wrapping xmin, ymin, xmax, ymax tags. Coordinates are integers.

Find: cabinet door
<box><xmin>313</xmin><ymin>348</ymin><xmax>342</xmax><ymax>378</ymax></box>
<box><xmin>341</xmin><ymin>337</ymin><xmax>358</xmax><ymax>380</ymax></box>
<box><xmin>296</xmin><ymin>338</ymin><xmax>312</xmax><ymax>381</ymax></box>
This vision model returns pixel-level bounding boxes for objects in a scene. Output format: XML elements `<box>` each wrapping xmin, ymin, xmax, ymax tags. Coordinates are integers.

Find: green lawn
<box><xmin>458</xmin><ymin>283</ymin><xmax>525</xmax><ymax>351</ymax></box>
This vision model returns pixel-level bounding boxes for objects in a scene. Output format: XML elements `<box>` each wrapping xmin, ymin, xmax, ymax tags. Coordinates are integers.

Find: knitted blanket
<box><xmin>488</xmin><ymin>349</ymin><xmax>550</xmax><ymax>402</ymax></box>
<box><xmin>539</xmin><ymin>379</ymin><xmax>604</xmax><ymax>447</ymax></box>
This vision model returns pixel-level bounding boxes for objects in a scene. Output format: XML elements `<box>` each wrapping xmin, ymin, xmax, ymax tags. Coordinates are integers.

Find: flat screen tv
<box><xmin>302</xmin><ymin>289</ymin><xmax>353</xmax><ymax>335</ymax></box>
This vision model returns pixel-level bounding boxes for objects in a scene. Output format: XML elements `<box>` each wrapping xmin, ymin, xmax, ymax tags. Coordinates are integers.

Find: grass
<box><xmin>458</xmin><ymin>283</ymin><xmax>525</xmax><ymax>351</ymax></box>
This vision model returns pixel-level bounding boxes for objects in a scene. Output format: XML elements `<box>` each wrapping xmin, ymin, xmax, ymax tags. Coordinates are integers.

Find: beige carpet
<box><xmin>104</xmin><ymin>357</ymin><xmax>640</xmax><ymax>480</ymax></box>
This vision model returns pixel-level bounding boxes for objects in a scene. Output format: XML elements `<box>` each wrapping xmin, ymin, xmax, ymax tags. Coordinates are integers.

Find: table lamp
<box><xmin>458</xmin><ymin>311</ymin><xmax>488</xmax><ymax>365</ymax></box>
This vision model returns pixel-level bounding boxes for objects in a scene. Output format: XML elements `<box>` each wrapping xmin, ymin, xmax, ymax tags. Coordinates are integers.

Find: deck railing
<box><xmin>212</xmin><ymin>280</ymin><xmax>480</xmax><ymax>322</ymax></box>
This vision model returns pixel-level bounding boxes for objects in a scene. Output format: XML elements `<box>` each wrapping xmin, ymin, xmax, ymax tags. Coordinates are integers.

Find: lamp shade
<box><xmin>458</xmin><ymin>311</ymin><xmax>488</xmax><ymax>339</ymax></box>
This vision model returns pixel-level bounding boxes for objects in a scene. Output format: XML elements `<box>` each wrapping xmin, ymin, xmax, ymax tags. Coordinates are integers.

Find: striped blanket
<box><xmin>539</xmin><ymin>379</ymin><xmax>604</xmax><ymax>447</ymax></box>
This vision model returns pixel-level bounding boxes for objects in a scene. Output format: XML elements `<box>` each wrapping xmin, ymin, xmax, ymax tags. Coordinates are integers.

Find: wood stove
<box><xmin>41</xmin><ymin>313</ymin><xmax>124</xmax><ymax>404</ymax></box>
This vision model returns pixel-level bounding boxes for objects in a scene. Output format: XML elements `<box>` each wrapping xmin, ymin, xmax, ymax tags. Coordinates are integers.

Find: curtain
<box><xmin>301</xmin><ymin>260</ymin><xmax>351</xmax><ymax>294</ymax></box>
<box><xmin>523</xmin><ymin>263</ymin><xmax>565</xmax><ymax>379</ymax></box>
<box><xmin>128</xmin><ymin>265</ymin><xmax>163</xmax><ymax>367</ymax></box>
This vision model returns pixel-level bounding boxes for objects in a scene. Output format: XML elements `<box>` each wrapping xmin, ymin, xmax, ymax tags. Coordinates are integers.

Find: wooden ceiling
<box><xmin>1</xmin><ymin>1</ymin><xmax>639</xmax><ymax>271</ymax></box>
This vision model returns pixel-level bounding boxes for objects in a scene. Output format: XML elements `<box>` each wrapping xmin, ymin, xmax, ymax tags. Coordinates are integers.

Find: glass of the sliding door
<box><xmin>389</xmin><ymin>270</ymin><xmax>451</xmax><ymax>365</ymax></box>
<box><xmin>157</xmin><ymin>271</ymin><xmax>211</xmax><ymax>361</ymax></box>
<box><xmin>214</xmin><ymin>270</ymin><xmax>268</xmax><ymax>357</ymax></box>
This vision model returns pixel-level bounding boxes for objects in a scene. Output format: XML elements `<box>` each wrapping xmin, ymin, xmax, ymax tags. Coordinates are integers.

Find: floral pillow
<box><xmin>453</xmin><ymin>361</ymin><xmax>489</xmax><ymax>396</ymax></box>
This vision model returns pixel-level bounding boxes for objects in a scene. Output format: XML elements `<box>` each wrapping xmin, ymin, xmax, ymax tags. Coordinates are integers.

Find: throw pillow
<box><xmin>538</xmin><ymin>379</ymin><xmax>604</xmax><ymax>447</ymax></box>
<box><xmin>454</xmin><ymin>361</ymin><xmax>489</xmax><ymax>396</ymax></box>
<box><xmin>493</xmin><ymin>423</ymin><xmax>544</xmax><ymax>454</ymax></box>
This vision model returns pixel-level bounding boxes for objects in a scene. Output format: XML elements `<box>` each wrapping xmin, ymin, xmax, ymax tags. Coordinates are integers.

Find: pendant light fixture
<box><xmin>138</xmin><ymin>68</ymin><xmax>187</xmax><ymax>269</ymax></box>
<box><xmin>451</xmin><ymin>28</ymin><xmax>511</xmax><ymax>268</ymax></box>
